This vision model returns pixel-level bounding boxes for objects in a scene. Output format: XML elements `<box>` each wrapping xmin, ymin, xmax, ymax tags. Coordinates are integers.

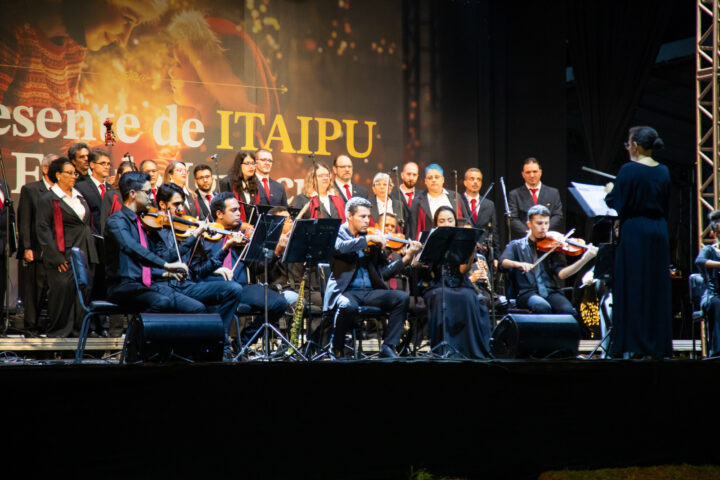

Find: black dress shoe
<box><xmin>380</xmin><ymin>344</ymin><xmax>399</xmax><ymax>359</ymax></box>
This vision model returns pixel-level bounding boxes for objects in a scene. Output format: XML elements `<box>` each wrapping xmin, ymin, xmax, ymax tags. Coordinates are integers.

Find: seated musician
<box><xmin>413</xmin><ymin>206</ymin><xmax>492</xmax><ymax>358</ymax></box>
<box><xmin>323</xmin><ymin>197</ymin><xmax>422</xmax><ymax>359</ymax></box>
<box><xmin>694</xmin><ymin>210</ymin><xmax>720</xmax><ymax>357</ymax></box>
<box><xmin>499</xmin><ymin>205</ymin><xmax>597</xmax><ymax>315</ymax></box>
<box><xmin>153</xmin><ymin>183</ymin><xmax>244</xmax><ymax>355</ymax></box>
<box><xmin>188</xmin><ymin>192</ymin><xmax>289</xmax><ymax>347</ymax></box>
<box><xmin>104</xmin><ymin>172</ymin><xmax>208</xmax><ymax>315</ymax></box>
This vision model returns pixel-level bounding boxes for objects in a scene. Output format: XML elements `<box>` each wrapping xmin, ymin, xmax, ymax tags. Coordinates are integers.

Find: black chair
<box><xmin>69</xmin><ymin>247</ymin><xmax>128</xmax><ymax>364</ymax></box>
<box><xmin>318</xmin><ymin>263</ymin><xmax>389</xmax><ymax>359</ymax></box>
<box><xmin>689</xmin><ymin>273</ymin><xmax>709</xmax><ymax>358</ymax></box>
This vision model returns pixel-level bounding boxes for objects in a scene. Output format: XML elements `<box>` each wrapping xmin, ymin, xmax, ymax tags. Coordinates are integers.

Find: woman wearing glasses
<box><xmin>219</xmin><ymin>151</ymin><xmax>260</xmax><ymax>222</ymax></box>
<box><xmin>293</xmin><ymin>162</ymin><xmax>346</xmax><ymax>220</ymax></box>
<box><xmin>36</xmin><ymin>157</ymin><xmax>98</xmax><ymax>338</ymax></box>
<box><xmin>605</xmin><ymin>126</ymin><xmax>672</xmax><ymax>359</ymax></box>
<box><xmin>164</xmin><ymin>161</ymin><xmax>200</xmax><ymax>217</ymax></box>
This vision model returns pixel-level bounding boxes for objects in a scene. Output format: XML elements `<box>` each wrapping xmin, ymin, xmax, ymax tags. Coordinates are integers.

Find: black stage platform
<box><xmin>3</xmin><ymin>359</ymin><xmax>719</xmax><ymax>479</ymax></box>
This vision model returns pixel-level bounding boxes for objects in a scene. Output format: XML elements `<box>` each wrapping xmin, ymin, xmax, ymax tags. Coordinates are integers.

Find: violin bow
<box><xmin>165</xmin><ymin>207</ymin><xmax>184</xmax><ymax>264</ymax></box>
<box><xmin>528</xmin><ymin>228</ymin><xmax>575</xmax><ymax>271</ymax></box>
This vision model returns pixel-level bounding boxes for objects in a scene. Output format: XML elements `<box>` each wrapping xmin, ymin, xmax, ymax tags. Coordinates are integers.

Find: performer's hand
<box><xmin>224</xmin><ymin>233</ymin><xmax>246</xmax><ymax>249</ymax></box>
<box><xmin>57</xmin><ymin>261</ymin><xmax>69</xmax><ymax>272</ymax></box>
<box><xmin>582</xmin><ymin>269</ymin><xmax>595</xmax><ymax>286</ymax></box>
<box><xmin>214</xmin><ymin>267</ymin><xmax>233</xmax><ymax>281</ymax></box>
<box><xmin>515</xmin><ymin>262</ymin><xmax>534</xmax><ymax>274</ymax></box>
<box><xmin>583</xmin><ymin>244</ymin><xmax>599</xmax><ymax>259</ymax></box>
<box><xmin>193</xmin><ymin>218</ymin><xmax>211</xmax><ymax>238</ymax></box>
<box><xmin>366</xmin><ymin>234</ymin><xmax>386</xmax><ymax>248</ymax></box>
<box><xmin>164</xmin><ymin>261</ymin><xmax>189</xmax><ymax>275</ymax></box>
<box><xmin>23</xmin><ymin>250</ymin><xmax>34</xmax><ymax>263</ymax></box>
<box><xmin>605</xmin><ymin>182</ymin><xmax>614</xmax><ymax>193</ymax></box>
<box><xmin>162</xmin><ymin>271</ymin><xmax>186</xmax><ymax>282</ymax></box>
<box><xmin>469</xmin><ymin>270</ymin><xmax>482</xmax><ymax>283</ymax></box>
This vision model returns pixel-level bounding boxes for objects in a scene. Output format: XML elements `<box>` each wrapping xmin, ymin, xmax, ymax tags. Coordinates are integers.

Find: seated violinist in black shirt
<box><xmin>499</xmin><ymin>205</ymin><xmax>596</xmax><ymax>315</ymax></box>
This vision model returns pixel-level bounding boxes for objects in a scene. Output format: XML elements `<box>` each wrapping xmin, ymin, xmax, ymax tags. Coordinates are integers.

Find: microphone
<box><xmin>210</xmin><ymin>154</ymin><xmax>218</xmax><ymax>160</ymax></box>
<box><xmin>391</xmin><ymin>166</ymin><xmax>399</xmax><ymax>172</ymax></box>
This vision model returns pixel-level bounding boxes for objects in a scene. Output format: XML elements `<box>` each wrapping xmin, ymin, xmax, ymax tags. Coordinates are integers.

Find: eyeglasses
<box><xmin>195</xmin><ymin>175</ymin><xmax>213</xmax><ymax>181</ymax></box>
<box><xmin>95</xmin><ymin>162</ymin><xmax>111</xmax><ymax>167</ymax></box>
<box><xmin>316</xmin><ymin>174</ymin><xmax>331</xmax><ymax>179</ymax></box>
<box><xmin>257</xmin><ymin>158</ymin><xmax>273</xmax><ymax>163</ymax></box>
<box><xmin>242</xmin><ymin>162</ymin><xmax>257</xmax><ymax>166</ymax></box>
<box><xmin>60</xmin><ymin>170</ymin><xmax>79</xmax><ymax>177</ymax></box>
<box><xmin>136</xmin><ymin>189</ymin><xmax>153</xmax><ymax>196</ymax></box>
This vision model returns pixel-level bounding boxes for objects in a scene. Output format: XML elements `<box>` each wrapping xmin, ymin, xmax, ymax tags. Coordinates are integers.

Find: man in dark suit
<box><xmin>323</xmin><ymin>197</ymin><xmax>422</xmax><ymax>359</ymax></box>
<box><xmin>408</xmin><ymin>164</ymin><xmax>468</xmax><ymax>240</ymax></box>
<box><xmin>508</xmin><ymin>157</ymin><xmax>563</xmax><ymax>239</ymax></box>
<box><xmin>255</xmin><ymin>149</ymin><xmax>288</xmax><ymax>206</ymax></box>
<box><xmin>389</xmin><ymin>161</ymin><xmax>418</xmax><ymax>235</ymax></box>
<box><xmin>16</xmin><ymin>153</ymin><xmax>55</xmax><ymax>333</ymax></box>
<box><xmin>68</xmin><ymin>142</ymin><xmax>90</xmax><ymax>182</ymax></box>
<box><xmin>0</xmin><ymin>176</ymin><xmax>15</xmax><ymax>329</ymax></box>
<box><xmin>332</xmin><ymin>154</ymin><xmax>369</xmax><ymax>202</ymax></box>
<box><xmin>193</xmin><ymin>164</ymin><xmax>215</xmax><ymax>219</ymax></box>
<box><xmin>139</xmin><ymin>159</ymin><xmax>161</xmax><ymax>205</ymax></box>
<box><xmin>460</xmin><ymin>168</ymin><xmax>499</xmax><ymax>261</ymax></box>
<box><xmin>75</xmin><ymin>148</ymin><xmax>112</xmax><ymax>235</ymax></box>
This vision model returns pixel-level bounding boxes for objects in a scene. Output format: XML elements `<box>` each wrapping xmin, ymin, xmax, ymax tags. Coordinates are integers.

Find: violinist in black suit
<box><xmin>36</xmin><ymin>158</ymin><xmax>98</xmax><ymax>337</ymax></box>
<box><xmin>193</xmin><ymin>164</ymin><xmax>215</xmax><ymax>220</ymax></box>
<box><xmin>333</xmin><ymin>154</ymin><xmax>369</xmax><ymax>202</ymax></box>
<box><xmin>17</xmin><ymin>153</ymin><xmax>55</xmax><ymax>333</ymax></box>
<box><xmin>508</xmin><ymin>157</ymin><xmax>563</xmax><ymax>239</ymax></box>
<box><xmin>255</xmin><ymin>149</ymin><xmax>288</xmax><ymax>206</ymax></box>
<box><xmin>460</xmin><ymin>168</ymin><xmax>499</xmax><ymax>261</ymax></box>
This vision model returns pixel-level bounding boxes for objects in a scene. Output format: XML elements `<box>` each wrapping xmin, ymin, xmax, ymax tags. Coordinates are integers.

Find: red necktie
<box><xmin>99</xmin><ymin>183</ymin><xmax>106</xmax><ymax>199</ymax></box>
<box><xmin>344</xmin><ymin>184</ymin><xmax>352</xmax><ymax>200</ymax></box>
<box><xmin>405</xmin><ymin>191</ymin><xmax>413</xmax><ymax>207</ymax></box>
<box><xmin>136</xmin><ymin>217</ymin><xmax>152</xmax><ymax>287</ymax></box>
<box><xmin>471</xmin><ymin>198</ymin><xmax>478</xmax><ymax>223</ymax></box>
<box><xmin>152</xmin><ymin>188</ymin><xmax>157</xmax><ymax>204</ymax></box>
<box><xmin>206</xmin><ymin>194</ymin><xmax>212</xmax><ymax>203</ymax></box>
<box><xmin>222</xmin><ymin>236</ymin><xmax>233</xmax><ymax>270</ymax></box>
<box><xmin>530</xmin><ymin>188</ymin><xmax>538</xmax><ymax>205</ymax></box>
<box><xmin>262</xmin><ymin>178</ymin><xmax>271</xmax><ymax>202</ymax></box>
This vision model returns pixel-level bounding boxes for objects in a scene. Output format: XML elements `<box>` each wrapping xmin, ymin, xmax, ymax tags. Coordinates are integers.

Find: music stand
<box><xmin>418</xmin><ymin>226</ymin><xmax>481</xmax><ymax>358</ymax></box>
<box><xmin>282</xmin><ymin>218</ymin><xmax>342</xmax><ymax>359</ymax></box>
<box><xmin>236</xmin><ymin>214</ymin><xmax>303</xmax><ymax>361</ymax></box>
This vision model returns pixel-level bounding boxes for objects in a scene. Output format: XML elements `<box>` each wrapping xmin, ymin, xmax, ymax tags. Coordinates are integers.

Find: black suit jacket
<box><xmin>257</xmin><ymin>176</ymin><xmax>288</xmax><ymax>206</ymax></box>
<box><xmin>323</xmin><ymin>223</ymin><xmax>405</xmax><ymax>312</ymax></box>
<box><xmin>334</xmin><ymin>181</ymin><xmax>369</xmax><ymax>202</ymax></box>
<box><xmin>0</xmin><ymin>180</ymin><xmax>15</xmax><ymax>256</ymax></box>
<box><xmin>460</xmin><ymin>194</ymin><xmax>499</xmax><ymax>257</ymax></box>
<box><xmin>407</xmin><ymin>190</ymin><xmax>469</xmax><ymax>240</ymax></box>
<box><xmin>389</xmin><ymin>188</ymin><xmax>413</xmax><ymax>235</ymax></box>
<box><xmin>17</xmin><ymin>179</ymin><xmax>47</xmax><ymax>259</ymax></box>
<box><xmin>195</xmin><ymin>189</ymin><xmax>213</xmax><ymax>220</ymax></box>
<box><xmin>75</xmin><ymin>177</ymin><xmax>111</xmax><ymax>235</ymax></box>
<box><xmin>368</xmin><ymin>194</ymin><xmax>403</xmax><ymax>226</ymax></box>
<box><xmin>508</xmin><ymin>184</ymin><xmax>563</xmax><ymax>238</ymax></box>
<box><xmin>36</xmin><ymin>189</ymin><xmax>98</xmax><ymax>268</ymax></box>
<box><xmin>293</xmin><ymin>194</ymin><xmax>343</xmax><ymax>219</ymax></box>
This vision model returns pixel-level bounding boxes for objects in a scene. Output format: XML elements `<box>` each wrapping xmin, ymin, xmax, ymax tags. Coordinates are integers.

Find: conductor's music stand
<box><xmin>282</xmin><ymin>218</ymin><xmax>342</xmax><ymax>358</ymax></box>
<box><xmin>418</xmin><ymin>226</ymin><xmax>482</xmax><ymax>359</ymax></box>
<box><xmin>235</xmin><ymin>214</ymin><xmax>305</xmax><ymax>361</ymax></box>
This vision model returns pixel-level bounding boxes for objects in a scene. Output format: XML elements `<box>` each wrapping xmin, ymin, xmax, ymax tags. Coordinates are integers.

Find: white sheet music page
<box><xmin>570</xmin><ymin>182</ymin><xmax>618</xmax><ymax>217</ymax></box>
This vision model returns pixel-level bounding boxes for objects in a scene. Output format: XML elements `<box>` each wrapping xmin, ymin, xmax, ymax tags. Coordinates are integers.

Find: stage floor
<box><xmin>3</xmin><ymin>357</ymin><xmax>719</xmax><ymax>479</ymax></box>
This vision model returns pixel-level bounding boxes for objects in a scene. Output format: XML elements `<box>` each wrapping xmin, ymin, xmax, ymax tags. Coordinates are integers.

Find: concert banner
<box><xmin>0</xmin><ymin>0</ymin><xmax>403</xmax><ymax>199</ymax></box>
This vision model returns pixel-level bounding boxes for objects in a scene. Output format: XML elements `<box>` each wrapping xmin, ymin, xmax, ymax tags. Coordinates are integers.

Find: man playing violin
<box><xmin>154</xmin><ymin>183</ymin><xmax>244</xmax><ymax>357</ymax></box>
<box><xmin>500</xmin><ymin>204</ymin><xmax>597</xmax><ymax>315</ymax></box>
<box><xmin>188</xmin><ymin>192</ymin><xmax>289</xmax><ymax>348</ymax></box>
<box><xmin>324</xmin><ymin>197</ymin><xmax>422</xmax><ymax>359</ymax></box>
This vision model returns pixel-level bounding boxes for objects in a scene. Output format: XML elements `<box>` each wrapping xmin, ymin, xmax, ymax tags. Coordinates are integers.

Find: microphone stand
<box><xmin>500</xmin><ymin>177</ymin><xmax>512</xmax><ymax>241</ymax></box>
<box><xmin>0</xmin><ymin>148</ymin><xmax>15</xmax><ymax>334</ymax></box>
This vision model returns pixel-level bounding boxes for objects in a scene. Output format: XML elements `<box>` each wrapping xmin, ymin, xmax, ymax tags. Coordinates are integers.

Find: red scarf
<box><xmin>53</xmin><ymin>200</ymin><xmax>65</xmax><ymax>253</ymax></box>
<box><xmin>308</xmin><ymin>195</ymin><xmax>346</xmax><ymax>222</ymax></box>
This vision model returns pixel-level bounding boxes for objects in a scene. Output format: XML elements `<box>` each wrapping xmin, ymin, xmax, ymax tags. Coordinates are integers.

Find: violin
<box><xmin>536</xmin><ymin>231</ymin><xmax>590</xmax><ymax>256</ymax></box>
<box><xmin>201</xmin><ymin>221</ymin><xmax>255</xmax><ymax>243</ymax></box>
<box><xmin>366</xmin><ymin>226</ymin><xmax>412</xmax><ymax>251</ymax></box>
<box><xmin>139</xmin><ymin>207</ymin><xmax>196</xmax><ymax>232</ymax></box>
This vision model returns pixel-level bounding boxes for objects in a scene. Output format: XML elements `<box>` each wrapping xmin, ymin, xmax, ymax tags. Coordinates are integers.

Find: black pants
<box><xmin>107</xmin><ymin>281</ymin><xmax>207</xmax><ymax>314</ymax></box>
<box><xmin>704</xmin><ymin>296</ymin><xmax>720</xmax><ymax>356</ymax></box>
<box><xmin>236</xmin><ymin>283</ymin><xmax>289</xmax><ymax>344</ymax></box>
<box><xmin>20</xmin><ymin>259</ymin><xmax>49</xmax><ymax>332</ymax></box>
<box><xmin>332</xmin><ymin>288</ymin><xmax>409</xmax><ymax>350</ymax></box>
<box><xmin>517</xmin><ymin>291</ymin><xmax>576</xmax><ymax>316</ymax></box>
<box><xmin>46</xmin><ymin>262</ymin><xmax>93</xmax><ymax>338</ymax></box>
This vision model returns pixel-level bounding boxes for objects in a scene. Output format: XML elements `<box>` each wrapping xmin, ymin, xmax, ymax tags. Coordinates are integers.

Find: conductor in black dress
<box><xmin>323</xmin><ymin>197</ymin><xmax>422</xmax><ymax>359</ymax></box>
<box><xmin>36</xmin><ymin>157</ymin><xmax>98</xmax><ymax>337</ymax></box>
<box><xmin>508</xmin><ymin>157</ymin><xmax>563</xmax><ymax>239</ymax></box>
<box><xmin>605</xmin><ymin>126</ymin><xmax>672</xmax><ymax>359</ymax></box>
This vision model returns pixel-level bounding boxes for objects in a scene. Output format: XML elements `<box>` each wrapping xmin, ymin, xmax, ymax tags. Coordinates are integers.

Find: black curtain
<box><xmin>568</xmin><ymin>0</ymin><xmax>673</xmax><ymax>171</ymax></box>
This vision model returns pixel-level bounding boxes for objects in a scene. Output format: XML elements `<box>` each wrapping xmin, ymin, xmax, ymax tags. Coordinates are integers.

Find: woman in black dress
<box><xmin>694</xmin><ymin>210</ymin><xmax>720</xmax><ymax>356</ymax></box>
<box><xmin>414</xmin><ymin>206</ymin><xmax>492</xmax><ymax>358</ymax></box>
<box><xmin>605</xmin><ymin>126</ymin><xmax>672</xmax><ymax>359</ymax></box>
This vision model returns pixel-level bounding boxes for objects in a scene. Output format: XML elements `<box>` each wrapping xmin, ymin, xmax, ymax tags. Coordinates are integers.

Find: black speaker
<box><xmin>125</xmin><ymin>313</ymin><xmax>225</xmax><ymax>363</ymax></box>
<box><xmin>491</xmin><ymin>314</ymin><xmax>580</xmax><ymax>359</ymax></box>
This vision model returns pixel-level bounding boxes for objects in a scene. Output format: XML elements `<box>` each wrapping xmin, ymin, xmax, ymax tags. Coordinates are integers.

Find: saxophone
<box><xmin>288</xmin><ymin>278</ymin><xmax>305</xmax><ymax>355</ymax></box>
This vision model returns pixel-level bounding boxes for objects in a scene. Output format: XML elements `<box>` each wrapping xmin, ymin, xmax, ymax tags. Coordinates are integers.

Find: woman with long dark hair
<box><xmin>219</xmin><ymin>151</ymin><xmax>260</xmax><ymax>221</ymax></box>
<box><xmin>605</xmin><ymin>126</ymin><xmax>672</xmax><ymax>359</ymax></box>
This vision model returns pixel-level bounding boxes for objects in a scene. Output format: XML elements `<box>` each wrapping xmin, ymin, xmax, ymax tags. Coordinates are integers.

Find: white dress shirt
<box><xmin>51</xmin><ymin>184</ymin><xmax>86</xmax><ymax>219</ymax></box>
<box><xmin>427</xmin><ymin>190</ymin><xmax>452</xmax><ymax>219</ymax></box>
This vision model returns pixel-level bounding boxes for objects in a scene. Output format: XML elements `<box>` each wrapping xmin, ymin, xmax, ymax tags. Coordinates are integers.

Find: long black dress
<box><xmin>605</xmin><ymin>161</ymin><xmax>672</xmax><ymax>358</ymax></box>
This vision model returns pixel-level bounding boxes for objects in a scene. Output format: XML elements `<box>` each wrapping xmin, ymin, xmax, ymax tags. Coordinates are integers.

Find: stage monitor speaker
<box><xmin>491</xmin><ymin>314</ymin><xmax>580</xmax><ymax>359</ymax></box>
<box><xmin>125</xmin><ymin>313</ymin><xmax>225</xmax><ymax>363</ymax></box>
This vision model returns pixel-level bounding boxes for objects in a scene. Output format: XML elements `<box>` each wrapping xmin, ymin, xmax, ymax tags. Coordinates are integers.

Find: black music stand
<box><xmin>236</xmin><ymin>214</ymin><xmax>305</xmax><ymax>361</ymax></box>
<box><xmin>282</xmin><ymin>218</ymin><xmax>341</xmax><ymax>358</ymax></box>
<box><xmin>418</xmin><ymin>226</ymin><xmax>481</xmax><ymax>358</ymax></box>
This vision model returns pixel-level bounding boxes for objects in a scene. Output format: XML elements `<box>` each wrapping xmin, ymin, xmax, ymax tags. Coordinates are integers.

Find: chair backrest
<box><xmin>689</xmin><ymin>273</ymin><xmax>705</xmax><ymax>312</ymax></box>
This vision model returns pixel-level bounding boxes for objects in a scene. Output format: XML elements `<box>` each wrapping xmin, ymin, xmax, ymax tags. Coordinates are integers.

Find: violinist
<box><xmin>153</xmin><ymin>183</ymin><xmax>244</xmax><ymax>357</ymax></box>
<box><xmin>323</xmin><ymin>197</ymin><xmax>422</xmax><ymax>359</ymax></box>
<box><xmin>188</xmin><ymin>192</ymin><xmax>289</xmax><ymax>348</ymax></box>
<box><xmin>104</xmin><ymin>172</ymin><xmax>207</xmax><ymax>318</ymax></box>
<box><xmin>694</xmin><ymin>210</ymin><xmax>720</xmax><ymax>357</ymax></box>
<box><xmin>499</xmin><ymin>204</ymin><xmax>597</xmax><ymax>315</ymax></box>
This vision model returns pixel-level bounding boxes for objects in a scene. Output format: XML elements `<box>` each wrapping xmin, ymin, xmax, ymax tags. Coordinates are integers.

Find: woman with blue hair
<box><xmin>409</xmin><ymin>163</ymin><xmax>468</xmax><ymax>239</ymax></box>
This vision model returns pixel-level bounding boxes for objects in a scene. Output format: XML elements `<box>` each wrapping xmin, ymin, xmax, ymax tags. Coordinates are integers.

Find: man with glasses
<box><xmin>75</xmin><ymin>148</ymin><xmax>112</xmax><ymax>235</ymax></box>
<box><xmin>193</xmin><ymin>164</ymin><xmax>215</xmax><ymax>220</ymax></box>
<box><xmin>333</xmin><ymin>154</ymin><xmax>368</xmax><ymax>202</ymax></box>
<box><xmin>255</xmin><ymin>149</ymin><xmax>288</xmax><ymax>206</ymax></box>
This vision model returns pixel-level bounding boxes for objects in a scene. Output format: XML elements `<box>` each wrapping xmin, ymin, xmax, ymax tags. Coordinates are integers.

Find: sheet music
<box><xmin>569</xmin><ymin>182</ymin><xmax>617</xmax><ymax>218</ymax></box>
